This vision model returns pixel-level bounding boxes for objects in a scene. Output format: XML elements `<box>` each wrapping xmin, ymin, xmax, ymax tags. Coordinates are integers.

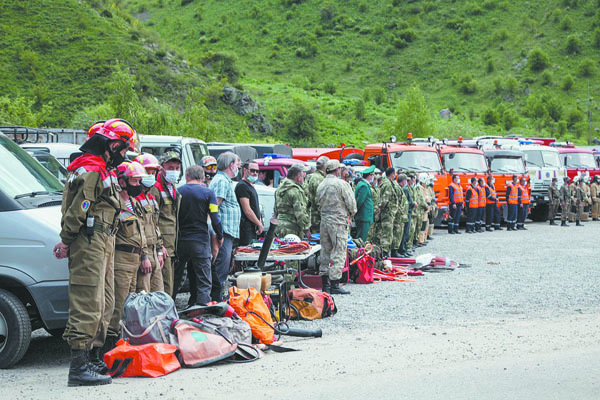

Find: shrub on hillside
<box><xmin>398</xmin><ymin>29</ymin><xmax>417</xmax><ymax>42</ymax></box>
<box><xmin>544</xmin><ymin>96</ymin><xmax>562</xmax><ymax>122</ymax></box>
<box><xmin>373</xmin><ymin>87</ymin><xmax>386</xmax><ymax>105</ymax></box>
<box><xmin>528</xmin><ymin>48</ymin><xmax>550</xmax><ymax>72</ymax></box>
<box><xmin>565</xmin><ymin>35</ymin><xmax>581</xmax><ymax>54</ymax></box>
<box><xmin>355</xmin><ymin>99</ymin><xmax>366</xmax><ymax>121</ymax></box>
<box><xmin>594</xmin><ymin>28</ymin><xmax>600</xmax><ymax>48</ymax></box>
<box><xmin>323</xmin><ymin>80</ymin><xmax>336</xmax><ymax>95</ymax></box>
<box><xmin>566</xmin><ymin>108</ymin><xmax>583</xmax><ymax>128</ymax></box>
<box><xmin>285</xmin><ymin>100</ymin><xmax>317</xmax><ymax>139</ymax></box>
<box><xmin>457</xmin><ymin>74</ymin><xmax>477</xmax><ymax>94</ymax></box>
<box><xmin>557</xmin><ymin>120</ymin><xmax>567</xmax><ymax>136</ymax></box>
<box><xmin>540</xmin><ymin>70</ymin><xmax>552</xmax><ymax>86</ymax></box>
<box><xmin>392</xmin><ymin>85</ymin><xmax>433</xmax><ymax>138</ymax></box>
<box><xmin>181</xmin><ymin>0</ymin><xmax>193</xmax><ymax>6</ymax></box>
<box><xmin>492</xmin><ymin>29</ymin><xmax>508</xmax><ymax>41</ymax></box>
<box><xmin>561</xmin><ymin>74</ymin><xmax>575</xmax><ymax>91</ymax></box>
<box><xmin>320</xmin><ymin>4</ymin><xmax>337</xmax><ymax>22</ymax></box>
<box><xmin>359</xmin><ymin>3</ymin><xmax>368</xmax><ymax>13</ymax></box>
<box><xmin>578</xmin><ymin>59</ymin><xmax>596</xmax><ymax>77</ymax></box>
<box><xmin>201</xmin><ymin>52</ymin><xmax>240</xmax><ymax>83</ymax></box>
<box><xmin>562</xmin><ymin>0</ymin><xmax>578</xmax><ymax>7</ymax></box>
<box><xmin>393</xmin><ymin>38</ymin><xmax>408</xmax><ymax>49</ymax></box>
<box><xmin>486</xmin><ymin>58</ymin><xmax>494</xmax><ymax>73</ymax></box>
<box><xmin>551</xmin><ymin>9</ymin><xmax>562</xmax><ymax>22</ymax></box>
<box><xmin>502</xmin><ymin>109</ymin><xmax>519</xmax><ymax>130</ymax></box>
<box><xmin>559</xmin><ymin>15</ymin><xmax>573</xmax><ymax>30</ymax></box>
<box><xmin>482</xmin><ymin>107</ymin><xmax>499</xmax><ymax>125</ymax></box>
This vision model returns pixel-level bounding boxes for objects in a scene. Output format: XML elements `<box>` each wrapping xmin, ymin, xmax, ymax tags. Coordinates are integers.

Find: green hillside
<box><xmin>121</xmin><ymin>0</ymin><xmax>600</xmax><ymax>144</ymax></box>
<box><xmin>0</xmin><ymin>0</ymin><xmax>254</xmax><ymax>141</ymax></box>
<box><xmin>1</xmin><ymin>0</ymin><xmax>599</xmax><ymax>145</ymax></box>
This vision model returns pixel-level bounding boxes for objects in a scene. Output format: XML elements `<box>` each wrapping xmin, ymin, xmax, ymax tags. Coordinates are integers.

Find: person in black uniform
<box><xmin>485</xmin><ymin>175</ymin><xmax>502</xmax><ymax>230</ymax></box>
<box><xmin>465</xmin><ymin>177</ymin><xmax>479</xmax><ymax>233</ymax></box>
<box><xmin>447</xmin><ymin>174</ymin><xmax>463</xmax><ymax>234</ymax></box>
<box><xmin>235</xmin><ymin>161</ymin><xmax>263</xmax><ymax>246</ymax></box>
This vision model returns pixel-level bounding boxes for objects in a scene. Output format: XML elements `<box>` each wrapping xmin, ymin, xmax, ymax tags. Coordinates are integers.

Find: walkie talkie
<box><xmin>86</xmin><ymin>215</ymin><xmax>95</xmax><ymax>243</ymax></box>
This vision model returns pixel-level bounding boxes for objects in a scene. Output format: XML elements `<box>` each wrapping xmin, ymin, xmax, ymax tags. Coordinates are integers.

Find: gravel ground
<box><xmin>2</xmin><ymin>220</ymin><xmax>599</xmax><ymax>398</ymax></box>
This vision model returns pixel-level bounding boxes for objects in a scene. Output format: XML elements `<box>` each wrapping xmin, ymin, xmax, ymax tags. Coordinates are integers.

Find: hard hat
<box><xmin>96</xmin><ymin>118</ymin><xmax>135</xmax><ymax>148</ymax></box>
<box><xmin>418</xmin><ymin>172</ymin><xmax>428</xmax><ymax>182</ymax></box>
<box><xmin>160</xmin><ymin>150</ymin><xmax>182</xmax><ymax>165</ymax></box>
<box><xmin>134</xmin><ymin>153</ymin><xmax>160</xmax><ymax>171</ymax></box>
<box><xmin>117</xmin><ymin>161</ymin><xmax>149</xmax><ymax>179</ymax></box>
<box><xmin>281</xmin><ymin>234</ymin><xmax>301</xmax><ymax>244</ymax></box>
<box><xmin>86</xmin><ymin>121</ymin><xmax>105</xmax><ymax>140</ymax></box>
<box><xmin>200</xmin><ymin>155</ymin><xmax>217</xmax><ymax>167</ymax></box>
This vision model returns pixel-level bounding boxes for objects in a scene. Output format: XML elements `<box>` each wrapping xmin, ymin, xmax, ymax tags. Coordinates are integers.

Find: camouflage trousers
<box><xmin>592</xmin><ymin>201</ymin><xmax>600</xmax><ymax>219</ymax></box>
<box><xmin>391</xmin><ymin>212</ymin><xmax>406</xmax><ymax>251</ymax></box>
<box><xmin>561</xmin><ymin>201</ymin><xmax>570</xmax><ymax>222</ymax></box>
<box><xmin>63</xmin><ymin>231</ymin><xmax>115</xmax><ymax>350</ymax></box>
<box><xmin>548</xmin><ymin>202</ymin><xmax>559</xmax><ymax>220</ymax></box>
<box><xmin>319</xmin><ymin>222</ymin><xmax>348</xmax><ymax>281</ymax></box>
<box><xmin>373</xmin><ymin>214</ymin><xmax>396</xmax><ymax>253</ymax></box>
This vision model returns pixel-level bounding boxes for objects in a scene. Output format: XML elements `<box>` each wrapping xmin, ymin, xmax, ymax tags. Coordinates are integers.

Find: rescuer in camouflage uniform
<box><xmin>412</xmin><ymin>174</ymin><xmax>428</xmax><ymax>248</ymax></box>
<box><xmin>575</xmin><ymin>178</ymin><xmax>586</xmax><ymax>226</ymax></box>
<box><xmin>53</xmin><ymin>119</ymin><xmax>134</xmax><ymax>386</ymax></box>
<box><xmin>317</xmin><ymin>159</ymin><xmax>357</xmax><ymax>295</ymax></box>
<box><xmin>559</xmin><ymin>176</ymin><xmax>571</xmax><ymax>227</ymax></box>
<box><xmin>367</xmin><ymin>171</ymin><xmax>382</xmax><ymax>242</ymax></box>
<box><xmin>426</xmin><ymin>176</ymin><xmax>437</xmax><ymax>239</ymax></box>
<box><xmin>547</xmin><ymin>177</ymin><xmax>560</xmax><ymax>225</ymax></box>
<box><xmin>391</xmin><ymin>173</ymin><xmax>409</xmax><ymax>257</ymax></box>
<box><xmin>373</xmin><ymin>167</ymin><xmax>398</xmax><ymax>256</ymax></box>
<box><xmin>305</xmin><ymin>156</ymin><xmax>329</xmax><ymax>233</ymax></box>
<box><xmin>274</xmin><ymin>163</ymin><xmax>311</xmax><ymax>238</ymax></box>
<box><xmin>591</xmin><ymin>175</ymin><xmax>600</xmax><ymax>221</ymax></box>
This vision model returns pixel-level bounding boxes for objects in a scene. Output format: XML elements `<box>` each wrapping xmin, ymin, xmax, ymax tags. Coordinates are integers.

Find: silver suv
<box><xmin>0</xmin><ymin>133</ymin><xmax>68</xmax><ymax>368</ymax></box>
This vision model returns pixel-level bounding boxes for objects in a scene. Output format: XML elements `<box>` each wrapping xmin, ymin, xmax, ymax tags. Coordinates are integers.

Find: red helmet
<box><xmin>134</xmin><ymin>153</ymin><xmax>160</xmax><ymax>171</ymax></box>
<box><xmin>86</xmin><ymin>121</ymin><xmax>105</xmax><ymax>140</ymax></box>
<box><xmin>97</xmin><ymin>118</ymin><xmax>135</xmax><ymax>147</ymax></box>
<box><xmin>117</xmin><ymin>161</ymin><xmax>149</xmax><ymax>179</ymax></box>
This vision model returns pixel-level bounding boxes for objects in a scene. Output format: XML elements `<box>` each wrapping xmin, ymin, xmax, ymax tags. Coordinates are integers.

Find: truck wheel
<box><xmin>530</xmin><ymin>204</ymin><xmax>548</xmax><ymax>222</ymax></box>
<box><xmin>0</xmin><ymin>289</ymin><xmax>32</xmax><ymax>369</ymax></box>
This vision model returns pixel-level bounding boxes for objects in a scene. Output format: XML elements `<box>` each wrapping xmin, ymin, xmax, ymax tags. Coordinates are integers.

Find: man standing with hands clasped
<box><xmin>235</xmin><ymin>161</ymin><xmax>264</xmax><ymax>246</ymax></box>
<box><xmin>317</xmin><ymin>159</ymin><xmax>357</xmax><ymax>295</ymax></box>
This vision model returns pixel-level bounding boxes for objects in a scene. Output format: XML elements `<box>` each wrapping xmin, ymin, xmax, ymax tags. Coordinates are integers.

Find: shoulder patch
<box><xmin>81</xmin><ymin>200</ymin><xmax>91</xmax><ymax>212</ymax></box>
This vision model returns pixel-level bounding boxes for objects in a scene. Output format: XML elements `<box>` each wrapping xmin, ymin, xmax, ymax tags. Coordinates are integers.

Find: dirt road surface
<box><xmin>2</xmin><ymin>221</ymin><xmax>599</xmax><ymax>399</ymax></box>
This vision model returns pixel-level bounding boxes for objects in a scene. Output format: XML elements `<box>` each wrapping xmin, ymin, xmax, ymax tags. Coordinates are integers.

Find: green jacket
<box><xmin>354</xmin><ymin>179</ymin><xmax>374</xmax><ymax>222</ymax></box>
<box><xmin>275</xmin><ymin>178</ymin><xmax>310</xmax><ymax>237</ymax></box>
<box><xmin>305</xmin><ymin>169</ymin><xmax>326</xmax><ymax>229</ymax></box>
<box><xmin>377</xmin><ymin>177</ymin><xmax>398</xmax><ymax>221</ymax></box>
<box><xmin>395</xmin><ymin>181</ymin><xmax>409</xmax><ymax>223</ymax></box>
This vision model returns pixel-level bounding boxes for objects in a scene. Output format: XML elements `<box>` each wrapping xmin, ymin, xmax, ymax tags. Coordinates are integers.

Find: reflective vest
<box><xmin>449</xmin><ymin>182</ymin><xmax>463</xmax><ymax>204</ymax></box>
<box><xmin>507</xmin><ymin>183</ymin><xmax>518</xmax><ymax>205</ymax></box>
<box><xmin>485</xmin><ymin>184</ymin><xmax>497</xmax><ymax>205</ymax></box>
<box><xmin>520</xmin><ymin>184</ymin><xmax>530</xmax><ymax>205</ymax></box>
<box><xmin>476</xmin><ymin>186</ymin><xmax>486</xmax><ymax>208</ymax></box>
<box><xmin>467</xmin><ymin>187</ymin><xmax>479</xmax><ymax>209</ymax></box>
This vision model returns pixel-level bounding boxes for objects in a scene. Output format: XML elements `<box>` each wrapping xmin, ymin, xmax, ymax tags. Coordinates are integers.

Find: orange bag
<box><xmin>173</xmin><ymin>320</ymin><xmax>237</xmax><ymax>367</ymax></box>
<box><xmin>228</xmin><ymin>287</ymin><xmax>275</xmax><ymax>345</ymax></box>
<box><xmin>104</xmin><ymin>339</ymin><xmax>180</xmax><ymax>378</ymax></box>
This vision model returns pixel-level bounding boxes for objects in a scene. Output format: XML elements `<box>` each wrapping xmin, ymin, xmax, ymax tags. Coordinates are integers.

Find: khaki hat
<box><xmin>361</xmin><ymin>165</ymin><xmax>376</xmax><ymax>175</ymax></box>
<box><xmin>316</xmin><ymin>156</ymin><xmax>330</xmax><ymax>167</ymax></box>
<box><xmin>397</xmin><ymin>173</ymin><xmax>407</xmax><ymax>181</ymax></box>
<box><xmin>325</xmin><ymin>159</ymin><xmax>340</xmax><ymax>172</ymax></box>
<box><xmin>288</xmin><ymin>163</ymin><xmax>309</xmax><ymax>175</ymax></box>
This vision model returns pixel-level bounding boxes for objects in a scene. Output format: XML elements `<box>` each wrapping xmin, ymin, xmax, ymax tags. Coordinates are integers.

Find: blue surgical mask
<box><xmin>165</xmin><ymin>170</ymin><xmax>179</xmax><ymax>184</ymax></box>
<box><xmin>141</xmin><ymin>175</ymin><xmax>156</xmax><ymax>188</ymax></box>
<box><xmin>247</xmin><ymin>175</ymin><xmax>258</xmax><ymax>183</ymax></box>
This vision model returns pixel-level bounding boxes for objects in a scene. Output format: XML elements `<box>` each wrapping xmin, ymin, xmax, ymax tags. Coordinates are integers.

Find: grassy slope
<box><xmin>123</xmin><ymin>0</ymin><xmax>600</xmax><ymax>144</ymax></box>
<box><xmin>0</xmin><ymin>0</ymin><xmax>249</xmax><ymax>138</ymax></box>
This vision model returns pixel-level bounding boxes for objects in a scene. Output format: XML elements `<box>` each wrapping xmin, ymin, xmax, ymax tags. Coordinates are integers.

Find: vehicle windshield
<box><xmin>0</xmin><ymin>135</ymin><xmax>63</xmax><ymax>198</ymax></box>
<box><xmin>562</xmin><ymin>152</ymin><xmax>596</xmax><ymax>169</ymax></box>
<box><xmin>188</xmin><ymin>143</ymin><xmax>209</xmax><ymax>165</ymax></box>
<box><xmin>489</xmin><ymin>157</ymin><xmax>525</xmax><ymax>173</ymax></box>
<box><xmin>391</xmin><ymin>150</ymin><xmax>441</xmax><ymax>172</ymax></box>
<box><xmin>443</xmin><ymin>152</ymin><xmax>487</xmax><ymax>173</ymax></box>
<box><xmin>524</xmin><ymin>150</ymin><xmax>562</xmax><ymax>168</ymax></box>
<box><xmin>28</xmin><ymin>152</ymin><xmax>69</xmax><ymax>182</ymax></box>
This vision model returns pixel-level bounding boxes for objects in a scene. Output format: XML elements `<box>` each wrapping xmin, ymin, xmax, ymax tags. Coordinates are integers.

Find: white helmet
<box><xmin>282</xmin><ymin>234</ymin><xmax>301</xmax><ymax>244</ymax></box>
<box><xmin>418</xmin><ymin>172</ymin><xmax>428</xmax><ymax>183</ymax></box>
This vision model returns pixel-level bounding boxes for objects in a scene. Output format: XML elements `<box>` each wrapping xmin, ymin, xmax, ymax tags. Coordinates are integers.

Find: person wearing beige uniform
<box><xmin>317</xmin><ymin>159</ymin><xmax>357</xmax><ymax>295</ymax></box>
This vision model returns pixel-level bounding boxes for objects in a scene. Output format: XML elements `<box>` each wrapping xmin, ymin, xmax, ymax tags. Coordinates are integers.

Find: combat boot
<box><xmin>561</xmin><ymin>220</ymin><xmax>568</xmax><ymax>227</ymax></box>
<box><xmin>68</xmin><ymin>349</ymin><xmax>112</xmax><ymax>387</ymax></box>
<box><xmin>321</xmin><ymin>275</ymin><xmax>331</xmax><ymax>293</ymax></box>
<box><xmin>549</xmin><ymin>219</ymin><xmax>557</xmax><ymax>226</ymax></box>
<box><xmin>329</xmin><ymin>280</ymin><xmax>350</xmax><ymax>295</ymax></box>
<box><xmin>576</xmin><ymin>220</ymin><xmax>583</xmax><ymax>226</ymax></box>
<box><xmin>391</xmin><ymin>249</ymin><xmax>401</xmax><ymax>258</ymax></box>
<box><xmin>89</xmin><ymin>347</ymin><xmax>108</xmax><ymax>375</ymax></box>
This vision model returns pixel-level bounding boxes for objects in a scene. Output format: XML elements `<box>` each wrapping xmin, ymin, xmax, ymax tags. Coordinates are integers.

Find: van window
<box><xmin>0</xmin><ymin>135</ymin><xmax>63</xmax><ymax>199</ymax></box>
<box><xmin>188</xmin><ymin>143</ymin><xmax>209</xmax><ymax>165</ymax></box>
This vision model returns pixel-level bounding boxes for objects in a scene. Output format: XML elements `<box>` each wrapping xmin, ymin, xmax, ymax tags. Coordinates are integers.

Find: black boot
<box><xmin>329</xmin><ymin>279</ymin><xmax>350</xmax><ymax>295</ymax></box>
<box><xmin>68</xmin><ymin>349</ymin><xmax>112</xmax><ymax>387</ymax></box>
<box><xmin>549</xmin><ymin>219</ymin><xmax>557</xmax><ymax>226</ymax></box>
<box><xmin>561</xmin><ymin>220</ymin><xmax>567</xmax><ymax>227</ymax></box>
<box><xmin>89</xmin><ymin>347</ymin><xmax>108</xmax><ymax>375</ymax></box>
<box><xmin>391</xmin><ymin>249</ymin><xmax>401</xmax><ymax>258</ymax></box>
<box><xmin>321</xmin><ymin>275</ymin><xmax>331</xmax><ymax>293</ymax></box>
<box><xmin>576</xmin><ymin>220</ymin><xmax>583</xmax><ymax>226</ymax></box>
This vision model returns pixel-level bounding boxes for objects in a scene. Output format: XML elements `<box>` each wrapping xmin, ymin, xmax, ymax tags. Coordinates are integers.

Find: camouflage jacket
<box><xmin>377</xmin><ymin>177</ymin><xmax>398</xmax><ymax>221</ymax></box>
<box><xmin>274</xmin><ymin>178</ymin><xmax>310</xmax><ymax>236</ymax></box>
<box><xmin>305</xmin><ymin>169</ymin><xmax>326</xmax><ymax>228</ymax></box>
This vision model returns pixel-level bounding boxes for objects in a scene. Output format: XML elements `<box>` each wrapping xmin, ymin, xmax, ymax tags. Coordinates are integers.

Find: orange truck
<box><xmin>437</xmin><ymin>144</ymin><xmax>489</xmax><ymax>206</ymax></box>
<box><xmin>292</xmin><ymin>145</ymin><xmax>364</xmax><ymax>163</ymax></box>
<box><xmin>363</xmin><ymin>140</ymin><xmax>449</xmax><ymax>225</ymax></box>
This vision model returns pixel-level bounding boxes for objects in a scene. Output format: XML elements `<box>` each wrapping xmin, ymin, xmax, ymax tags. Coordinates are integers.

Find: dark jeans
<box><xmin>517</xmin><ymin>204</ymin><xmax>529</xmax><ymax>225</ymax></box>
<box><xmin>448</xmin><ymin>203</ymin><xmax>462</xmax><ymax>233</ymax></box>
<box><xmin>400</xmin><ymin>216</ymin><xmax>412</xmax><ymax>252</ymax></box>
<box><xmin>239</xmin><ymin>224</ymin><xmax>257</xmax><ymax>247</ymax></box>
<box><xmin>210</xmin><ymin>234</ymin><xmax>234</xmax><ymax>302</ymax></box>
<box><xmin>507</xmin><ymin>204</ymin><xmax>518</xmax><ymax>227</ymax></box>
<box><xmin>486</xmin><ymin>204</ymin><xmax>501</xmax><ymax>227</ymax></box>
<box><xmin>177</xmin><ymin>240</ymin><xmax>212</xmax><ymax>305</ymax></box>
<box><xmin>466</xmin><ymin>207</ymin><xmax>477</xmax><ymax>231</ymax></box>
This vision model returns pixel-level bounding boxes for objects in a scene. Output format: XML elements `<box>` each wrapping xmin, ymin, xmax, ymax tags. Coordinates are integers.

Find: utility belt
<box><xmin>91</xmin><ymin>222</ymin><xmax>118</xmax><ymax>236</ymax></box>
<box><xmin>115</xmin><ymin>244</ymin><xmax>142</xmax><ymax>254</ymax></box>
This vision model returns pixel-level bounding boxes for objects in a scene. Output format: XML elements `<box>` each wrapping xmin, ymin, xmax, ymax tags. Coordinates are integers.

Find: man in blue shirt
<box><xmin>178</xmin><ymin>165</ymin><xmax>223</xmax><ymax>305</ymax></box>
<box><xmin>209</xmin><ymin>152</ymin><xmax>241</xmax><ymax>301</ymax></box>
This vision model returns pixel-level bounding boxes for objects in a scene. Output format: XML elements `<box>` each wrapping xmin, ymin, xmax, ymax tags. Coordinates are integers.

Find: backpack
<box><xmin>349</xmin><ymin>252</ymin><xmax>375</xmax><ymax>284</ymax></box>
<box><xmin>228</xmin><ymin>287</ymin><xmax>275</xmax><ymax>345</ymax></box>
<box><xmin>120</xmin><ymin>291</ymin><xmax>178</xmax><ymax>345</ymax></box>
<box><xmin>104</xmin><ymin>339</ymin><xmax>180</xmax><ymax>378</ymax></box>
<box><xmin>288</xmin><ymin>288</ymin><xmax>337</xmax><ymax>320</ymax></box>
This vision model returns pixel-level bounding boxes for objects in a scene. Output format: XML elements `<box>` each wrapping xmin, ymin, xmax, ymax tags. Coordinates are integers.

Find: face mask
<box><xmin>108</xmin><ymin>145</ymin><xmax>126</xmax><ymax>168</ymax></box>
<box><xmin>247</xmin><ymin>175</ymin><xmax>258</xmax><ymax>183</ymax></box>
<box><xmin>125</xmin><ymin>182</ymin><xmax>143</xmax><ymax>197</ymax></box>
<box><xmin>141</xmin><ymin>175</ymin><xmax>156</xmax><ymax>188</ymax></box>
<box><xmin>165</xmin><ymin>170</ymin><xmax>179</xmax><ymax>184</ymax></box>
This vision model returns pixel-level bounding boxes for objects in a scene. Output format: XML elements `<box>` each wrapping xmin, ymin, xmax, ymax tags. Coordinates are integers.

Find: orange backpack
<box><xmin>288</xmin><ymin>288</ymin><xmax>337</xmax><ymax>320</ymax></box>
<box><xmin>104</xmin><ymin>339</ymin><xmax>180</xmax><ymax>378</ymax></box>
<box><xmin>228</xmin><ymin>287</ymin><xmax>275</xmax><ymax>345</ymax></box>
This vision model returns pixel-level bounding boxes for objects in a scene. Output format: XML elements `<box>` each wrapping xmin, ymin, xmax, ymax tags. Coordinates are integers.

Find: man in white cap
<box><xmin>317</xmin><ymin>159</ymin><xmax>357</xmax><ymax>295</ymax></box>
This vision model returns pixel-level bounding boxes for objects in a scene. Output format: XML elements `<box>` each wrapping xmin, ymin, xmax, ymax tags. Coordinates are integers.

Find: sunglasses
<box><xmin>204</xmin><ymin>165</ymin><xmax>217</xmax><ymax>171</ymax></box>
<box><xmin>247</xmin><ymin>168</ymin><xmax>260</xmax><ymax>174</ymax></box>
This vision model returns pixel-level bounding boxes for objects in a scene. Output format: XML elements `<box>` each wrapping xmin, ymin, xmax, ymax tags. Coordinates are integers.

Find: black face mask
<box><xmin>108</xmin><ymin>143</ymin><xmax>127</xmax><ymax>168</ymax></box>
<box><xmin>125</xmin><ymin>182</ymin><xmax>143</xmax><ymax>198</ymax></box>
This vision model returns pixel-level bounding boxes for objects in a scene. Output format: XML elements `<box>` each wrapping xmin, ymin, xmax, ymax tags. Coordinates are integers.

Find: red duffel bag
<box><xmin>104</xmin><ymin>339</ymin><xmax>180</xmax><ymax>378</ymax></box>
